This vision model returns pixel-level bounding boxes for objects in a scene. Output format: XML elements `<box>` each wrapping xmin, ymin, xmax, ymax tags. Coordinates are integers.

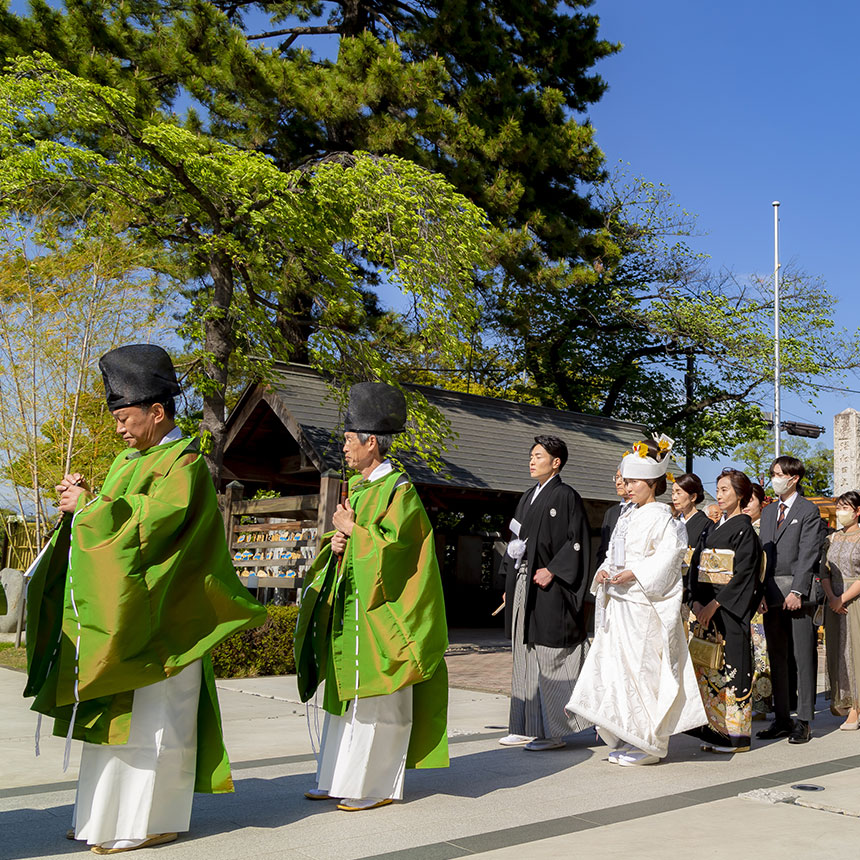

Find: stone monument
<box><xmin>833</xmin><ymin>407</ymin><xmax>860</xmax><ymax>495</ymax></box>
<box><xmin>0</xmin><ymin>568</ymin><xmax>24</xmax><ymax>634</ymax></box>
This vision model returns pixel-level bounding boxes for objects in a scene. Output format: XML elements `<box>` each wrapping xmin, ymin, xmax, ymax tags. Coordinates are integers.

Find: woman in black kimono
<box><xmin>672</xmin><ymin>472</ymin><xmax>712</xmax><ymax>604</ymax></box>
<box><xmin>689</xmin><ymin>468</ymin><xmax>762</xmax><ymax>752</ymax></box>
<box><xmin>673</xmin><ymin>472</ymin><xmax>712</xmax><ymax>546</ymax></box>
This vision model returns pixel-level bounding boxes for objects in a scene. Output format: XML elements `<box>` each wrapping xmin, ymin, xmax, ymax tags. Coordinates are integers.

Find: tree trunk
<box><xmin>276</xmin><ymin>291</ymin><xmax>313</xmax><ymax>364</ymax></box>
<box><xmin>200</xmin><ymin>251</ymin><xmax>235</xmax><ymax>483</ymax></box>
<box><xmin>340</xmin><ymin>0</ymin><xmax>372</xmax><ymax>37</ymax></box>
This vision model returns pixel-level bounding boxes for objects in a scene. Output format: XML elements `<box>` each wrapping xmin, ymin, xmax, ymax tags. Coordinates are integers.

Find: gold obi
<box><xmin>683</xmin><ymin>547</ymin><xmax>695</xmax><ymax>568</ymax></box>
<box><xmin>698</xmin><ymin>548</ymin><xmax>734</xmax><ymax>585</ymax></box>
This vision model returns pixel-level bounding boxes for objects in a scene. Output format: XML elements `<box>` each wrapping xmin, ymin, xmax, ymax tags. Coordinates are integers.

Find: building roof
<box><xmin>224</xmin><ymin>364</ymin><xmax>672</xmax><ymax>503</ymax></box>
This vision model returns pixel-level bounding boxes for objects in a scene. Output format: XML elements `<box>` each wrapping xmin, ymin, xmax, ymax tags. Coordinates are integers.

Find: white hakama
<box><xmin>316</xmin><ymin>685</ymin><xmax>412</xmax><ymax>800</ymax></box>
<box><xmin>566</xmin><ymin>504</ymin><xmax>706</xmax><ymax>758</ymax></box>
<box><xmin>73</xmin><ymin>660</ymin><xmax>202</xmax><ymax>845</ymax></box>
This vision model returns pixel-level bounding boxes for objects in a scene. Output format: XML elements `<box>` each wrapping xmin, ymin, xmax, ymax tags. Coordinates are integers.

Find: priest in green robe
<box><xmin>26</xmin><ymin>344</ymin><xmax>266</xmax><ymax>854</ymax></box>
<box><xmin>295</xmin><ymin>382</ymin><xmax>449</xmax><ymax>811</ymax></box>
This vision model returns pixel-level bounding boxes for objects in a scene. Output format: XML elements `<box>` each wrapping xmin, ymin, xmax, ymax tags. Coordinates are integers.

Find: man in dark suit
<box><xmin>757</xmin><ymin>456</ymin><xmax>826</xmax><ymax>744</ymax></box>
<box><xmin>500</xmin><ymin>435</ymin><xmax>592</xmax><ymax>751</ymax></box>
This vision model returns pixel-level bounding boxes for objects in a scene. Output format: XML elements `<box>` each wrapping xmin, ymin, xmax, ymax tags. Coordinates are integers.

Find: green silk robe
<box><xmin>24</xmin><ymin>436</ymin><xmax>267</xmax><ymax>793</ymax></box>
<box><xmin>295</xmin><ymin>468</ymin><xmax>449</xmax><ymax>769</ymax></box>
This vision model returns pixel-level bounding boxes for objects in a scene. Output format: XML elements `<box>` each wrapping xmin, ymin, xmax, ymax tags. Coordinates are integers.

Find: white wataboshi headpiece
<box><xmin>620</xmin><ymin>434</ymin><xmax>674</xmax><ymax>480</ymax></box>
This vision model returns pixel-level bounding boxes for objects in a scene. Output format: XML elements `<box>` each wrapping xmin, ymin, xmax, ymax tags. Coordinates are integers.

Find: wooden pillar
<box><xmin>317</xmin><ymin>470</ymin><xmax>342</xmax><ymax>550</ymax></box>
<box><xmin>222</xmin><ymin>480</ymin><xmax>244</xmax><ymax>544</ymax></box>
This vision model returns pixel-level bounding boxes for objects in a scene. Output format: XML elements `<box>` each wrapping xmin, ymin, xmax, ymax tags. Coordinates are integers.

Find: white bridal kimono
<box><xmin>566</xmin><ymin>502</ymin><xmax>706</xmax><ymax>757</ymax></box>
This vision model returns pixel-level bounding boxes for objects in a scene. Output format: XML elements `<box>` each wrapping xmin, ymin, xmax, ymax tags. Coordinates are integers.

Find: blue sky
<box><xmin>587</xmin><ymin>1</ymin><xmax>860</xmax><ymax>490</ymax></box>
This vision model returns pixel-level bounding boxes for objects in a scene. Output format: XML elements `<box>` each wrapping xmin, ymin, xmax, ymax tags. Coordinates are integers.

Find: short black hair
<box><xmin>835</xmin><ymin>490</ymin><xmax>860</xmax><ymax>509</ymax></box>
<box><xmin>138</xmin><ymin>397</ymin><xmax>176</xmax><ymax>420</ymax></box>
<box><xmin>771</xmin><ymin>455</ymin><xmax>805</xmax><ymax>482</ymax></box>
<box><xmin>675</xmin><ymin>472</ymin><xmax>705</xmax><ymax>505</ymax></box>
<box><xmin>531</xmin><ymin>435</ymin><xmax>568</xmax><ymax>469</ymax></box>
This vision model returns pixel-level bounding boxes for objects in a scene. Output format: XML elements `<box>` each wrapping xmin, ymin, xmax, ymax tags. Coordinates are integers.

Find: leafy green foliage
<box><xmin>2</xmin><ymin>2</ymin><xmax>845</xmax><ymax>468</ymax></box>
<box><xmin>0</xmin><ymin>0</ymin><xmax>615</xmax><ymax>258</ymax></box>
<box><xmin>473</xmin><ymin>172</ymin><xmax>860</xmax><ymax>461</ymax></box>
<box><xmin>733</xmin><ymin>436</ymin><xmax>834</xmax><ymax>496</ymax></box>
<box><xmin>0</xmin><ymin>53</ymin><xmax>490</xmax><ymax>478</ymax></box>
<box><xmin>210</xmin><ymin>604</ymin><xmax>299</xmax><ymax>677</ymax></box>
<box><xmin>0</xmin><ymin>213</ymin><xmax>167</xmax><ymax>520</ymax></box>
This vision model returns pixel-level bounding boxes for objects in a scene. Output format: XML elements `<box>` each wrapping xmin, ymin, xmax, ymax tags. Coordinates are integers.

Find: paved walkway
<box><xmin>2</xmin><ymin>647</ymin><xmax>859</xmax><ymax>860</ymax></box>
<box><xmin>445</xmin><ymin>629</ymin><xmax>511</xmax><ymax>696</ymax></box>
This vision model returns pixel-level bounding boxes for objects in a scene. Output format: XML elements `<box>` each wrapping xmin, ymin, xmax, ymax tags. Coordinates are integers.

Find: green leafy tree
<box><xmin>476</xmin><ymin>172</ymin><xmax>860</xmax><ymax>463</ymax></box>
<box><xmin>733</xmin><ymin>436</ymin><xmax>834</xmax><ymax>496</ymax></box>
<box><xmin>0</xmin><ymin>0</ymin><xmax>618</xmax><ymax>354</ymax></box>
<box><xmin>0</xmin><ymin>54</ymin><xmax>489</xmax><ymax>479</ymax></box>
<box><xmin>0</xmin><ymin>210</ymin><xmax>166</xmax><ymax>534</ymax></box>
<box><xmin>7</xmin><ymin>2</ymin><xmax>848</xmax><ymax>468</ymax></box>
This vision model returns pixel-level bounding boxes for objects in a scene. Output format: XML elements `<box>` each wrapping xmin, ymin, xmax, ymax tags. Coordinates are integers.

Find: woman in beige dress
<box><xmin>820</xmin><ymin>490</ymin><xmax>860</xmax><ymax>730</ymax></box>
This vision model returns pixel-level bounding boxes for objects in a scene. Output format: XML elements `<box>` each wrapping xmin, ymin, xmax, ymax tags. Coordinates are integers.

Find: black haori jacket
<box><xmin>502</xmin><ymin>475</ymin><xmax>591</xmax><ymax>648</ymax></box>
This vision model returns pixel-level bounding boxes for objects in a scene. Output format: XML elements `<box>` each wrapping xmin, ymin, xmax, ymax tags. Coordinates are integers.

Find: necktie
<box><xmin>777</xmin><ymin>502</ymin><xmax>787</xmax><ymax>527</ymax></box>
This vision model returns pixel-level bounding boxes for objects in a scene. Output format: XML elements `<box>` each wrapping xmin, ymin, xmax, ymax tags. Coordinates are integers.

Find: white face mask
<box><xmin>771</xmin><ymin>475</ymin><xmax>794</xmax><ymax>496</ymax></box>
<box><xmin>836</xmin><ymin>509</ymin><xmax>857</xmax><ymax>528</ymax></box>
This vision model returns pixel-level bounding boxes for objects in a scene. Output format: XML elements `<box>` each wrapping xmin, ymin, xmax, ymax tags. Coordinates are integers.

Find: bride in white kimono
<box><xmin>566</xmin><ymin>437</ymin><xmax>706</xmax><ymax>765</ymax></box>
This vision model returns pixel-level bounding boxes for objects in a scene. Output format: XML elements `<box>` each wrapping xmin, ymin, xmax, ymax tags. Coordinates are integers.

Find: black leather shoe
<box><xmin>788</xmin><ymin>720</ymin><xmax>811</xmax><ymax>744</ymax></box>
<box><xmin>756</xmin><ymin>719</ymin><xmax>795</xmax><ymax>740</ymax></box>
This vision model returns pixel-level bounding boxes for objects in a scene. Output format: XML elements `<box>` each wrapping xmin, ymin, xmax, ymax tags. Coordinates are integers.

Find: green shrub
<box><xmin>211</xmin><ymin>605</ymin><xmax>299</xmax><ymax>678</ymax></box>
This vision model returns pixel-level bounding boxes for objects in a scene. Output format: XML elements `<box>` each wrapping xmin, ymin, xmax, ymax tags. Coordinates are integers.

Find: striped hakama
<box><xmin>509</xmin><ymin>573</ymin><xmax>592</xmax><ymax>739</ymax></box>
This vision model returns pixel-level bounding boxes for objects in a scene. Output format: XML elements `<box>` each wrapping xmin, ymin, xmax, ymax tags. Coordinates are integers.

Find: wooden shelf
<box><xmin>238</xmin><ymin>575</ymin><xmax>300</xmax><ymax>589</ymax></box>
<box><xmin>232</xmin><ymin>521</ymin><xmax>311</xmax><ymax>533</ymax></box>
<box><xmin>233</xmin><ymin>494</ymin><xmax>320</xmax><ymax>516</ymax></box>
<box><xmin>232</xmin><ymin>539</ymin><xmax>311</xmax><ymax>550</ymax></box>
<box><xmin>233</xmin><ymin>559</ymin><xmax>310</xmax><ymax>569</ymax></box>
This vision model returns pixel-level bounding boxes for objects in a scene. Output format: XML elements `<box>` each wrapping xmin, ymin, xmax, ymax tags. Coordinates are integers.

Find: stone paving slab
<box><xmin>467</xmin><ymin>796</ymin><xmax>860</xmax><ymax>860</ymax></box>
<box><xmin>778</xmin><ymin>768</ymin><xmax>860</xmax><ymax>817</ymax></box>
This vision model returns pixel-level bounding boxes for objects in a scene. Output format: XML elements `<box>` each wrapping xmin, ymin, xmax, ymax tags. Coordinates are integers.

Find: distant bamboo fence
<box><xmin>2</xmin><ymin>519</ymin><xmax>42</xmax><ymax>571</ymax></box>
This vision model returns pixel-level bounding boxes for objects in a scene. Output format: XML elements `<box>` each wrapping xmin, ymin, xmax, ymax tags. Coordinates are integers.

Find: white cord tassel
<box><xmin>34</xmin><ymin>713</ymin><xmax>43</xmax><ymax>757</ymax></box>
<box><xmin>305</xmin><ymin>689</ymin><xmax>323</xmax><ymax>760</ymax></box>
<box><xmin>62</xmin><ymin>702</ymin><xmax>79</xmax><ymax>772</ymax></box>
<box><xmin>305</xmin><ymin>702</ymin><xmax>318</xmax><ymax>757</ymax></box>
<box><xmin>348</xmin><ymin>596</ymin><xmax>360</xmax><ymax>748</ymax></box>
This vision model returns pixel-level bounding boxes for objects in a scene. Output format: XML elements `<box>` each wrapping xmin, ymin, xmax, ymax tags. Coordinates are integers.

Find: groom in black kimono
<box><xmin>499</xmin><ymin>435</ymin><xmax>592</xmax><ymax>751</ymax></box>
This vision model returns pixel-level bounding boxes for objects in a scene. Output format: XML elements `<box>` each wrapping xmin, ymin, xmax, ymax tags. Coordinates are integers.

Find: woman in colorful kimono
<box><xmin>820</xmin><ymin>490</ymin><xmax>860</xmax><ymax>730</ymax></box>
<box><xmin>689</xmin><ymin>468</ymin><xmax>762</xmax><ymax>752</ymax></box>
<box><xmin>566</xmin><ymin>437</ymin><xmax>706</xmax><ymax>766</ymax></box>
<box><xmin>744</xmin><ymin>483</ymin><xmax>773</xmax><ymax>718</ymax></box>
